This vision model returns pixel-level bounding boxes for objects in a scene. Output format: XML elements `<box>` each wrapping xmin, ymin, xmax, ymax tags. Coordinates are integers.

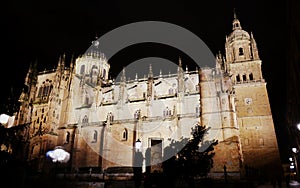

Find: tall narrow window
<box><xmin>93</xmin><ymin>130</ymin><xmax>98</xmax><ymax>143</ymax></box>
<box><xmin>249</xmin><ymin>73</ymin><xmax>254</xmax><ymax>81</ymax></box>
<box><xmin>65</xmin><ymin>132</ymin><xmax>70</xmax><ymax>144</ymax></box>
<box><xmin>239</xmin><ymin>47</ymin><xmax>244</xmax><ymax>56</ymax></box>
<box><xmin>43</xmin><ymin>86</ymin><xmax>49</xmax><ymax>96</ymax></box>
<box><xmin>236</xmin><ymin>74</ymin><xmax>241</xmax><ymax>82</ymax></box>
<box><xmin>242</xmin><ymin>74</ymin><xmax>247</xmax><ymax>81</ymax></box>
<box><xmin>122</xmin><ymin>129</ymin><xmax>128</xmax><ymax>141</ymax></box>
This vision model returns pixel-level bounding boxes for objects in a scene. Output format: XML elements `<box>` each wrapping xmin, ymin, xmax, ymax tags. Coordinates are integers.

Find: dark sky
<box><xmin>1</xmin><ymin>1</ymin><xmax>289</xmax><ymax>160</ymax></box>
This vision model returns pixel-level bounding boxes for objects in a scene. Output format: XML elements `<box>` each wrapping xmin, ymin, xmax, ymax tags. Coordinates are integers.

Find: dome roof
<box><xmin>227</xmin><ymin>29</ymin><xmax>250</xmax><ymax>43</ymax></box>
<box><xmin>84</xmin><ymin>38</ymin><xmax>107</xmax><ymax>61</ymax></box>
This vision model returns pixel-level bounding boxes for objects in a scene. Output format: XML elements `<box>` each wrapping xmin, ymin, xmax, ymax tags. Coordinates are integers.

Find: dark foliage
<box><xmin>163</xmin><ymin>124</ymin><xmax>218</xmax><ymax>180</ymax></box>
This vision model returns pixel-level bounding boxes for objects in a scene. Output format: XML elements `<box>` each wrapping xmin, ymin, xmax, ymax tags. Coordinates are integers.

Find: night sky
<box><xmin>1</xmin><ymin>1</ymin><xmax>290</xmax><ymax>161</ymax></box>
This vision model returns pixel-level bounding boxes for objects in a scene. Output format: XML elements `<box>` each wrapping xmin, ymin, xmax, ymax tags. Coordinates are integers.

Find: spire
<box><xmin>177</xmin><ymin>57</ymin><xmax>184</xmax><ymax>93</ymax></box>
<box><xmin>62</xmin><ymin>53</ymin><xmax>66</xmax><ymax>66</ymax></box>
<box><xmin>178</xmin><ymin>56</ymin><xmax>182</xmax><ymax>67</ymax></box>
<box><xmin>147</xmin><ymin>64</ymin><xmax>154</xmax><ymax>100</ymax></box>
<box><xmin>250</xmin><ymin>32</ymin><xmax>260</xmax><ymax>60</ymax></box>
<box><xmin>233</xmin><ymin>8</ymin><xmax>237</xmax><ymax>19</ymax></box>
<box><xmin>232</xmin><ymin>9</ymin><xmax>242</xmax><ymax>30</ymax></box>
<box><xmin>148</xmin><ymin>64</ymin><xmax>153</xmax><ymax>78</ymax></box>
<box><xmin>121</xmin><ymin>67</ymin><xmax>126</xmax><ymax>82</ymax></box>
<box><xmin>70</xmin><ymin>54</ymin><xmax>74</xmax><ymax>70</ymax></box>
<box><xmin>178</xmin><ymin>56</ymin><xmax>183</xmax><ymax>73</ymax></box>
<box><xmin>25</xmin><ymin>60</ymin><xmax>37</xmax><ymax>86</ymax></box>
<box><xmin>250</xmin><ymin>32</ymin><xmax>256</xmax><ymax>44</ymax></box>
<box><xmin>24</xmin><ymin>62</ymin><xmax>32</xmax><ymax>86</ymax></box>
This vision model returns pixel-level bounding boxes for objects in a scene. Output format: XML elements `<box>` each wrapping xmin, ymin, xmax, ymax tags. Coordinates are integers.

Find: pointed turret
<box><xmin>25</xmin><ymin>60</ymin><xmax>38</xmax><ymax>87</ymax></box>
<box><xmin>250</xmin><ymin>32</ymin><xmax>260</xmax><ymax>60</ymax></box>
<box><xmin>147</xmin><ymin>64</ymin><xmax>154</xmax><ymax>100</ymax></box>
<box><xmin>118</xmin><ymin>67</ymin><xmax>127</xmax><ymax>106</ymax></box>
<box><xmin>177</xmin><ymin>57</ymin><xmax>184</xmax><ymax>93</ymax></box>
<box><xmin>216</xmin><ymin>51</ymin><xmax>224</xmax><ymax>73</ymax></box>
<box><xmin>121</xmin><ymin>67</ymin><xmax>126</xmax><ymax>83</ymax></box>
<box><xmin>148</xmin><ymin>64</ymin><xmax>153</xmax><ymax>78</ymax></box>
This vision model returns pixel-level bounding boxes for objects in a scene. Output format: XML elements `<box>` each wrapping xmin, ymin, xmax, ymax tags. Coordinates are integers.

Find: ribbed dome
<box><xmin>227</xmin><ymin>29</ymin><xmax>250</xmax><ymax>43</ymax></box>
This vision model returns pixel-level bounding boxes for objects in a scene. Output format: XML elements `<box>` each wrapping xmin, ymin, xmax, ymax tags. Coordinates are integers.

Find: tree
<box><xmin>163</xmin><ymin>124</ymin><xmax>218</xmax><ymax>182</ymax></box>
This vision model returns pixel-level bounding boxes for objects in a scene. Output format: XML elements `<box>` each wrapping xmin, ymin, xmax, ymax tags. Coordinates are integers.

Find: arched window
<box><xmin>242</xmin><ymin>74</ymin><xmax>247</xmax><ymax>81</ymax></box>
<box><xmin>168</xmin><ymin>88</ymin><xmax>174</xmax><ymax>95</ymax></box>
<box><xmin>122</xmin><ymin>129</ymin><xmax>128</xmax><ymax>141</ymax></box>
<box><xmin>239</xmin><ymin>47</ymin><xmax>244</xmax><ymax>56</ymax></box>
<box><xmin>236</xmin><ymin>74</ymin><xmax>241</xmax><ymax>82</ymax></box>
<box><xmin>65</xmin><ymin>131</ymin><xmax>70</xmax><ymax>144</ymax></box>
<box><xmin>93</xmin><ymin>130</ymin><xmax>98</xmax><ymax>143</ymax></box>
<box><xmin>249</xmin><ymin>73</ymin><xmax>254</xmax><ymax>81</ymax></box>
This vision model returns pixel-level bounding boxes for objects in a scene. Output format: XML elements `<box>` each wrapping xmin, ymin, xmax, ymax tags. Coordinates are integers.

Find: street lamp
<box><xmin>297</xmin><ymin>123</ymin><xmax>300</xmax><ymax>131</ymax></box>
<box><xmin>292</xmin><ymin>147</ymin><xmax>299</xmax><ymax>181</ymax></box>
<box><xmin>135</xmin><ymin>139</ymin><xmax>142</xmax><ymax>152</ymax></box>
<box><xmin>46</xmin><ymin>146</ymin><xmax>70</xmax><ymax>163</ymax></box>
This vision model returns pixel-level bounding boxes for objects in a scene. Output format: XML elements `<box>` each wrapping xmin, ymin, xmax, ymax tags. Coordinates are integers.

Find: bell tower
<box><xmin>225</xmin><ymin>12</ymin><xmax>282</xmax><ymax>178</ymax></box>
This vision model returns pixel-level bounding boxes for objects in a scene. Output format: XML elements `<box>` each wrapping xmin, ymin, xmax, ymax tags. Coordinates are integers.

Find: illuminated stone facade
<box><xmin>15</xmin><ymin>15</ymin><xmax>281</xmax><ymax>178</ymax></box>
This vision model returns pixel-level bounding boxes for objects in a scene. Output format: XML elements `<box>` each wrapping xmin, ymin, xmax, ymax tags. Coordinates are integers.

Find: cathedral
<box><xmin>13</xmin><ymin>13</ymin><xmax>282</xmax><ymax>180</ymax></box>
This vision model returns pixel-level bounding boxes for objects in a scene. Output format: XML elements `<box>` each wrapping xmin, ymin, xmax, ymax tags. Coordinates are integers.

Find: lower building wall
<box><xmin>210</xmin><ymin>138</ymin><xmax>242</xmax><ymax>179</ymax></box>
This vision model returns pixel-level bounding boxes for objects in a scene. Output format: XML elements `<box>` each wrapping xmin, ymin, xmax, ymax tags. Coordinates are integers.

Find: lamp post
<box><xmin>46</xmin><ymin>146</ymin><xmax>70</xmax><ymax>163</ymax></box>
<box><xmin>292</xmin><ymin>147</ymin><xmax>299</xmax><ymax>181</ymax></box>
<box><xmin>133</xmin><ymin>139</ymin><xmax>143</xmax><ymax>188</ymax></box>
<box><xmin>46</xmin><ymin>146</ymin><xmax>70</xmax><ymax>181</ymax></box>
